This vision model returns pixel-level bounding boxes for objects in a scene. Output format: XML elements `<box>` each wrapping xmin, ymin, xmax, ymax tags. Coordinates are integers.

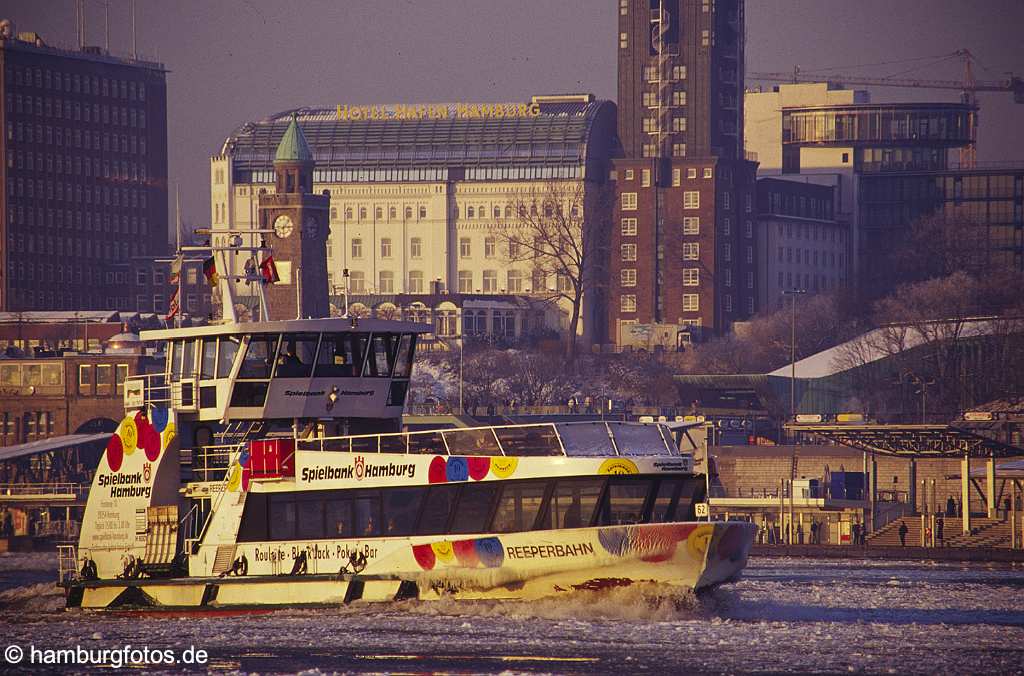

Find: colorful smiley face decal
<box><xmin>428</xmin><ymin>456</ymin><xmax>448</xmax><ymax>484</ymax></box>
<box><xmin>467</xmin><ymin>457</ymin><xmax>490</xmax><ymax>481</ymax></box>
<box><xmin>119</xmin><ymin>416</ymin><xmax>138</xmax><ymax>456</ymax></box>
<box><xmin>686</xmin><ymin>524</ymin><xmax>715</xmax><ymax>561</ymax></box>
<box><xmin>105</xmin><ymin>433</ymin><xmax>124</xmax><ymax>473</ymax></box>
<box><xmin>489</xmin><ymin>456</ymin><xmax>519</xmax><ymax>479</ymax></box>
<box><xmin>430</xmin><ymin>540</ymin><xmax>456</xmax><ymax>564</ymax></box>
<box><xmin>598</xmin><ymin>458</ymin><xmax>639</xmax><ymax>475</ymax></box>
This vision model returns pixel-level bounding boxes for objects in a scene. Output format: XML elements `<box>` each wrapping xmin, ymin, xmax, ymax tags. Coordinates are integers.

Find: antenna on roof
<box><xmin>104</xmin><ymin>0</ymin><xmax>109</xmax><ymax>53</ymax></box>
<box><xmin>130</xmin><ymin>0</ymin><xmax>137</xmax><ymax>59</ymax></box>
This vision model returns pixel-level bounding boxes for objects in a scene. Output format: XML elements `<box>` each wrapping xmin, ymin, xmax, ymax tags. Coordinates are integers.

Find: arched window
<box><xmin>493</xmin><ymin>206</ymin><xmax>501</xmax><ymax>218</ymax></box>
<box><xmin>504</xmin><ymin>205</ymin><xmax>512</xmax><ymax>218</ymax></box>
<box><xmin>405</xmin><ymin>206</ymin><xmax>413</xmax><ymax>219</ymax></box>
<box><xmin>389</xmin><ymin>206</ymin><xmax>397</xmax><ymax>220</ymax></box>
<box><xmin>467</xmin><ymin>206</ymin><xmax>475</xmax><ymax>218</ymax></box>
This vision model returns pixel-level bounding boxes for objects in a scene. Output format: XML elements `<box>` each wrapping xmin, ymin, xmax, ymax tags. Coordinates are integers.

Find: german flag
<box><xmin>202</xmin><ymin>256</ymin><xmax>219</xmax><ymax>286</ymax></box>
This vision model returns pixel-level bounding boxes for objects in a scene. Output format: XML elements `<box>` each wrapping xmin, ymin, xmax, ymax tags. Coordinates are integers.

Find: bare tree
<box><xmin>491</xmin><ymin>182</ymin><xmax>609</xmax><ymax>362</ymax></box>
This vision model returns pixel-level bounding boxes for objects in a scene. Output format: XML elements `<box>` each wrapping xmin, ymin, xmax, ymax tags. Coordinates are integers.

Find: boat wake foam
<box><xmin>392</xmin><ymin>582</ymin><xmax>727</xmax><ymax>622</ymax></box>
<box><xmin>0</xmin><ymin>582</ymin><xmax>65</xmax><ymax>616</ymax></box>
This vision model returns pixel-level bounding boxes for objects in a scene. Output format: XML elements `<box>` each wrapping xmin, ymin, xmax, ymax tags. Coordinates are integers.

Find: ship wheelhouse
<box><xmin>127</xmin><ymin>317</ymin><xmax>427</xmax><ymax>429</ymax></box>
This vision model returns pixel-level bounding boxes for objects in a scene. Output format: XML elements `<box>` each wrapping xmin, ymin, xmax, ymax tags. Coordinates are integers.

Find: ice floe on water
<box><xmin>0</xmin><ymin>554</ymin><xmax>1022</xmax><ymax>674</ymax></box>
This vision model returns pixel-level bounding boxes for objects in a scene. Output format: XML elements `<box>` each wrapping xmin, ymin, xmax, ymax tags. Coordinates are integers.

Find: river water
<box><xmin>1</xmin><ymin>553</ymin><xmax>1022</xmax><ymax>674</ymax></box>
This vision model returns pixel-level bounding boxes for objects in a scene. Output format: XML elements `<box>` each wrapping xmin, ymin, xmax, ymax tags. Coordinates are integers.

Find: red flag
<box><xmin>259</xmin><ymin>254</ymin><xmax>280</xmax><ymax>284</ymax></box>
<box><xmin>165</xmin><ymin>288</ymin><xmax>180</xmax><ymax>321</ymax></box>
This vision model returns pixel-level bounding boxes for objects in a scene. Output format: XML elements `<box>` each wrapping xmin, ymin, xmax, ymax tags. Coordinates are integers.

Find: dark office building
<box><xmin>859</xmin><ymin>167</ymin><xmax>1024</xmax><ymax>284</ymax></box>
<box><xmin>609</xmin><ymin>0</ymin><xmax>757</xmax><ymax>346</ymax></box>
<box><xmin>0</xmin><ymin>22</ymin><xmax>168</xmax><ymax>311</ymax></box>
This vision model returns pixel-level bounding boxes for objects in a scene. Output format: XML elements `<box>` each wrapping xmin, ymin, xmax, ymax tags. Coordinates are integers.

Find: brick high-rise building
<box><xmin>609</xmin><ymin>0</ymin><xmax>757</xmax><ymax>347</ymax></box>
<box><xmin>0</xmin><ymin>21</ymin><xmax>168</xmax><ymax>312</ymax></box>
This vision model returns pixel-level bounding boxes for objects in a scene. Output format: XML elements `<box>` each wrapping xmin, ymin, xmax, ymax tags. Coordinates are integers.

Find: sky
<box><xmin>7</xmin><ymin>0</ymin><xmax>1023</xmax><ymax>234</ymax></box>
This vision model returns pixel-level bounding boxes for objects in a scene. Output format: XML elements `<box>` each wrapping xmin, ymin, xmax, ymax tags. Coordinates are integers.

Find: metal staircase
<box><xmin>214</xmin><ymin>420</ymin><xmax>265</xmax><ymax>447</ymax></box>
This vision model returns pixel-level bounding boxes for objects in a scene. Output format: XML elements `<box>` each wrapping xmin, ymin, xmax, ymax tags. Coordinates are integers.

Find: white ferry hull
<box><xmin>69</xmin><ymin>521</ymin><xmax>754</xmax><ymax>610</ymax></box>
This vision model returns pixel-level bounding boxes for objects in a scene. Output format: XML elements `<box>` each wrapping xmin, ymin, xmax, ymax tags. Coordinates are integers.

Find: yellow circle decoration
<box><xmin>120</xmin><ymin>417</ymin><xmax>138</xmax><ymax>456</ymax></box>
<box><xmin>598</xmin><ymin>458</ymin><xmax>639</xmax><ymax>475</ymax></box>
<box><xmin>161</xmin><ymin>422</ymin><xmax>177</xmax><ymax>449</ymax></box>
<box><xmin>686</xmin><ymin>524</ymin><xmax>715</xmax><ymax>561</ymax></box>
<box><xmin>489</xmin><ymin>457</ymin><xmax>519</xmax><ymax>479</ymax></box>
<box><xmin>226</xmin><ymin>464</ymin><xmax>241</xmax><ymax>492</ymax></box>
<box><xmin>431</xmin><ymin>541</ymin><xmax>455</xmax><ymax>564</ymax></box>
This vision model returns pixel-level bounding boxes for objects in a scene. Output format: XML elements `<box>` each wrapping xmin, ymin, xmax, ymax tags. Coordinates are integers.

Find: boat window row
<box><xmin>166</xmin><ymin>332</ymin><xmax>417</xmax><ymax>383</ymax></box>
<box><xmin>237</xmin><ymin>475</ymin><xmax>702</xmax><ymax>542</ymax></box>
<box><xmin>297</xmin><ymin>421</ymin><xmax>677</xmax><ymax>458</ymax></box>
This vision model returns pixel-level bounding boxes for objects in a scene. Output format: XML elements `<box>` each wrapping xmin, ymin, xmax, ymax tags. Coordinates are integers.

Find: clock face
<box><xmin>304</xmin><ymin>216</ymin><xmax>318</xmax><ymax>239</ymax></box>
<box><xmin>273</xmin><ymin>214</ymin><xmax>294</xmax><ymax>239</ymax></box>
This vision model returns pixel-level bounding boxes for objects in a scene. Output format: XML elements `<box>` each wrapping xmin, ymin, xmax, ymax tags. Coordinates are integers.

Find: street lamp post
<box><xmin>783</xmin><ymin>289</ymin><xmax>806</xmax><ymax>441</ymax></box>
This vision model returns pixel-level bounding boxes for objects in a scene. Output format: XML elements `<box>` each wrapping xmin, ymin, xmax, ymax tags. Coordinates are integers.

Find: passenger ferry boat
<box><xmin>61</xmin><ymin>316</ymin><xmax>755</xmax><ymax>609</ymax></box>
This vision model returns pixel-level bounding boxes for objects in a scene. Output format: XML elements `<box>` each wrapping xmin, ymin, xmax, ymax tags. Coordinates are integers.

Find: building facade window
<box><xmin>621</xmin><ymin>218</ymin><xmax>638</xmax><ymax>236</ymax></box>
<box><xmin>621</xmin><ymin>192</ymin><xmax>638</xmax><ymax>211</ymax></box>
<box><xmin>683</xmin><ymin>216</ymin><xmax>699</xmax><ymax>234</ymax></box>
<box><xmin>621</xmin><ymin>269</ymin><xmax>637</xmax><ymax>287</ymax></box>
<box><xmin>351</xmin><ymin>238</ymin><xmax>363</xmax><ymax>258</ymax></box>
<box><xmin>459</xmin><ymin>237</ymin><xmax>471</xmax><ymax>258</ymax></box>
<box><xmin>620</xmin><ymin>294</ymin><xmax>637</xmax><ymax>313</ymax></box>
<box><xmin>682</xmin><ymin>294</ymin><xmax>699</xmax><ymax>312</ymax></box>
<box><xmin>482</xmin><ymin>270</ymin><xmax>498</xmax><ymax>292</ymax></box>
<box><xmin>683</xmin><ymin>191</ymin><xmax>699</xmax><ymax>209</ymax></box>
<box><xmin>683</xmin><ymin>268</ymin><xmax>699</xmax><ymax>286</ymax></box>
<box><xmin>507</xmin><ymin>269</ymin><xmax>524</xmax><ymax>292</ymax></box>
<box><xmin>410</xmin><ymin>237</ymin><xmax>422</xmax><ymax>258</ymax></box>
<box><xmin>408</xmin><ymin>270</ymin><xmax>424</xmax><ymax>293</ymax></box>
<box><xmin>458</xmin><ymin>270</ymin><xmax>473</xmax><ymax>292</ymax></box>
<box><xmin>485</xmin><ymin>237</ymin><xmax>496</xmax><ymax>258</ymax></box>
<box><xmin>380</xmin><ymin>238</ymin><xmax>392</xmax><ymax>258</ymax></box>
<box><xmin>682</xmin><ymin>242</ymin><xmax>699</xmax><ymax>260</ymax></box>
<box><xmin>621</xmin><ymin>243</ymin><xmax>637</xmax><ymax>261</ymax></box>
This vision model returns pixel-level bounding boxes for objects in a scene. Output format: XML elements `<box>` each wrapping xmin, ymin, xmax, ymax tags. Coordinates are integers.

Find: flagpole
<box><xmin>175</xmin><ymin>185</ymin><xmax>183</xmax><ymax>328</ymax></box>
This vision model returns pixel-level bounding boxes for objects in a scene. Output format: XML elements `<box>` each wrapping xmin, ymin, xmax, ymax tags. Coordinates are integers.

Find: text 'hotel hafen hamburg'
<box><xmin>210</xmin><ymin>95</ymin><xmax>616</xmax><ymax>348</ymax></box>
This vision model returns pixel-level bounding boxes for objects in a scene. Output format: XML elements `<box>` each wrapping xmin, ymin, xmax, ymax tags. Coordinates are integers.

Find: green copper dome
<box><xmin>274</xmin><ymin>114</ymin><xmax>313</xmax><ymax>163</ymax></box>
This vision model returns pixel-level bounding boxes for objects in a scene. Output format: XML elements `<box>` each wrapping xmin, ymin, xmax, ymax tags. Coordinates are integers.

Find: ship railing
<box><xmin>32</xmin><ymin>520</ymin><xmax>81</xmax><ymax>539</ymax></box>
<box><xmin>0</xmin><ymin>483</ymin><xmax>88</xmax><ymax>500</ymax></box>
<box><xmin>57</xmin><ymin>544</ymin><xmax>78</xmax><ymax>586</ymax></box>
<box><xmin>124</xmin><ymin>373</ymin><xmax>199</xmax><ymax>412</ymax></box>
<box><xmin>189</xmin><ymin>444</ymin><xmax>240</xmax><ymax>484</ymax></box>
<box><xmin>295</xmin><ymin>420</ymin><xmax>681</xmax><ymax>459</ymax></box>
<box><xmin>180</xmin><ymin>502</ymin><xmax>203</xmax><ymax>555</ymax></box>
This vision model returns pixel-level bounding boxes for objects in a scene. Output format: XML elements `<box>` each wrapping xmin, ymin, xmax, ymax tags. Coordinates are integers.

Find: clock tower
<box><xmin>257</xmin><ymin>114</ymin><xmax>330</xmax><ymax>320</ymax></box>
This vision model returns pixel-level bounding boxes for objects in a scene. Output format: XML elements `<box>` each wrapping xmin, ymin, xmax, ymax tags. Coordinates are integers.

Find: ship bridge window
<box><xmin>314</xmin><ymin>333</ymin><xmax>364</xmax><ymax>378</ymax></box>
<box><xmin>442</xmin><ymin>428</ymin><xmax>501</xmax><ymax>456</ymax></box>
<box><xmin>495</xmin><ymin>425</ymin><xmax>562</xmax><ymax>456</ymax></box>
<box><xmin>540</xmin><ymin>478</ymin><xmax>603</xmax><ymax>530</ymax></box>
<box><xmin>217</xmin><ymin>337</ymin><xmax>240</xmax><ymax>378</ymax></box>
<box><xmin>167</xmin><ymin>341</ymin><xmax>180</xmax><ymax>380</ymax></box>
<box><xmin>392</xmin><ymin>334</ymin><xmax>416</xmax><ymax>378</ymax></box>
<box><xmin>181</xmin><ymin>340</ymin><xmax>197</xmax><ymax>380</ymax></box>
<box><xmin>608</xmin><ymin>422</ymin><xmax>671</xmax><ymax>456</ymax></box>
<box><xmin>296</xmin><ymin>496</ymin><xmax>325</xmax><ymax>540</ymax></box>
<box><xmin>408</xmin><ymin>430</ymin><xmax>446</xmax><ymax>454</ymax></box>
<box><xmin>238</xmin><ymin>335</ymin><xmax>278</xmax><ymax>379</ymax></box>
<box><xmin>200</xmin><ymin>339</ymin><xmax>217</xmax><ymax>379</ymax></box>
<box><xmin>555</xmin><ymin>422</ymin><xmax>616</xmax><ymax>457</ymax></box>
<box><xmin>275</xmin><ymin>333</ymin><xmax>319</xmax><ymax>378</ymax></box>
<box><xmin>363</xmin><ymin>333</ymin><xmax>398</xmax><ymax>378</ymax></box>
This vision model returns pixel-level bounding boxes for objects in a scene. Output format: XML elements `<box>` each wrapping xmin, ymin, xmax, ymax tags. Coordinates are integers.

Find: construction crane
<box><xmin>749</xmin><ymin>50</ymin><xmax>1024</xmax><ymax>168</ymax></box>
